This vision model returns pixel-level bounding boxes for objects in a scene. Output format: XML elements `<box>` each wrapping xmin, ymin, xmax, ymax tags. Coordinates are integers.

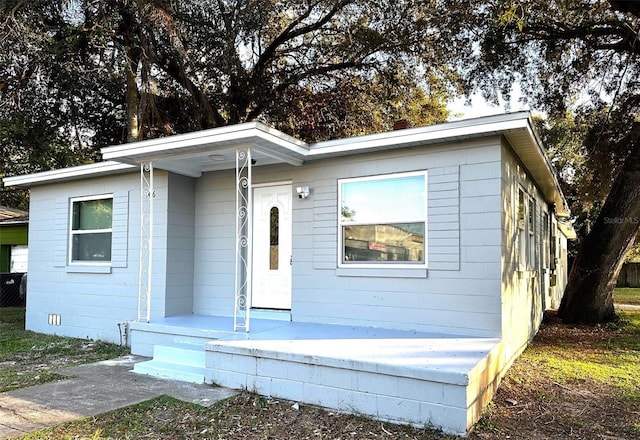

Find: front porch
<box><xmin>130</xmin><ymin>315</ymin><xmax>501</xmax><ymax>436</ymax></box>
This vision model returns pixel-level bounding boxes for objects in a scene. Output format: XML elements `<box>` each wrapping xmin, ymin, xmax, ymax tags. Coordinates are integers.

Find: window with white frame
<box><xmin>338</xmin><ymin>171</ymin><xmax>426</xmax><ymax>267</ymax></box>
<box><xmin>69</xmin><ymin>195</ymin><xmax>113</xmax><ymax>263</ymax></box>
<box><xmin>528</xmin><ymin>197</ymin><xmax>536</xmax><ymax>268</ymax></box>
<box><xmin>517</xmin><ymin>188</ymin><xmax>527</xmax><ymax>268</ymax></box>
<box><xmin>542</xmin><ymin>212</ymin><xmax>550</xmax><ymax>269</ymax></box>
<box><xmin>517</xmin><ymin>187</ymin><xmax>537</xmax><ymax>270</ymax></box>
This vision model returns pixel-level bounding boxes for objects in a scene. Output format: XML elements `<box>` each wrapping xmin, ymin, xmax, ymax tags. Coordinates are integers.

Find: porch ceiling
<box><xmin>101</xmin><ymin>122</ymin><xmax>310</xmax><ymax>178</ymax></box>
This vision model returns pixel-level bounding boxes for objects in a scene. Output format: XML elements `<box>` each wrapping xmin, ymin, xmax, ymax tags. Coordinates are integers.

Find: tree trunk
<box><xmin>558</xmin><ymin>140</ymin><xmax>640</xmax><ymax>323</ymax></box>
<box><xmin>125</xmin><ymin>62</ymin><xmax>140</xmax><ymax>143</ymax></box>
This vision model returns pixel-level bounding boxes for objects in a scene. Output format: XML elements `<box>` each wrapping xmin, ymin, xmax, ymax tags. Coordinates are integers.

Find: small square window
<box><xmin>69</xmin><ymin>195</ymin><xmax>113</xmax><ymax>263</ymax></box>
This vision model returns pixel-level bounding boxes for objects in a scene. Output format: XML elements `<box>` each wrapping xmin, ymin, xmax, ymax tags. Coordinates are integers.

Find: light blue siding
<box><xmin>27</xmin><ymin>136</ymin><xmax>507</xmax><ymax>342</ymax></box>
<box><xmin>187</xmin><ymin>138</ymin><xmax>503</xmax><ymax>336</ymax></box>
<box><xmin>27</xmin><ymin>172</ymin><xmax>142</xmax><ymax>343</ymax></box>
<box><xmin>164</xmin><ymin>173</ymin><xmax>196</xmax><ymax>316</ymax></box>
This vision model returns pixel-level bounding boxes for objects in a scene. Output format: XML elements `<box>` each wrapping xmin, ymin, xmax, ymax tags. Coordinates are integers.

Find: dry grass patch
<box><xmin>23</xmin><ymin>394</ymin><xmax>458</xmax><ymax>440</ymax></box>
<box><xmin>472</xmin><ymin>310</ymin><xmax>640</xmax><ymax>439</ymax></box>
<box><xmin>614</xmin><ymin>287</ymin><xmax>640</xmax><ymax>305</ymax></box>
<box><xmin>0</xmin><ymin>307</ymin><xmax>129</xmax><ymax>392</ymax></box>
<box><xmin>11</xmin><ymin>309</ymin><xmax>640</xmax><ymax>439</ymax></box>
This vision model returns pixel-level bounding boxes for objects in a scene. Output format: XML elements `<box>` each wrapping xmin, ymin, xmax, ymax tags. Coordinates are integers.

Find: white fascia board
<box><xmin>254</xmin><ymin>123</ymin><xmax>309</xmax><ymax>154</ymax></box>
<box><xmin>0</xmin><ymin>219</ymin><xmax>29</xmax><ymax>225</ymax></box>
<box><xmin>505</xmin><ymin>120</ymin><xmax>571</xmax><ymax>218</ymax></box>
<box><xmin>307</xmin><ymin>112</ymin><xmax>532</xmax><ymax>156</ymax></box>
<box><xmin>307</xmin><ymin>111</ymin><xmax>570</xmax><ymax>217</ymax></box>
<box><xmin>101</xmin><ymin>122</ymin><xmax>309</xmax><ymax>161</ymax></box>
<box><xmin>558</xmin><ymin>219</ymin><xmax>577</xmax><ymax>240</ymax></box>
<box><xmin>2</xmin><ymin>161</ymin><xmax>137</xmax><ymax>188</ymax></box>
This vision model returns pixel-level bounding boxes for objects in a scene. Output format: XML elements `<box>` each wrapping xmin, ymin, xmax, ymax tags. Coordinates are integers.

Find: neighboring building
<box><xmin>0</xmin><ymin>206</ymin><xmax>29</xmax><ymax>273</ymax></box>
<box><xmin>2</xmin><ymin>112</ymin><xmax>574</xmax><ymax>435</ymax></box>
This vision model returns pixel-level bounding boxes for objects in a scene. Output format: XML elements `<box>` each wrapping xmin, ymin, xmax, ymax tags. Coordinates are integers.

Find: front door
<box><xmin>252</xmin><ymin>184</ymin><xmax>292</xmax><ymax>309</ymax></box>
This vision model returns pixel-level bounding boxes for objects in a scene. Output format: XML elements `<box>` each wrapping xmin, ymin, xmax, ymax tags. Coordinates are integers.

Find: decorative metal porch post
<box><xmin>234</xmin><ymin>148</ymin><xmax>252</xmax><ymax>332</ymax></box>
<box><xmin>138</xmin><ymin>161</ymin><xmax>154</xmax><ymax>322</ymax></box>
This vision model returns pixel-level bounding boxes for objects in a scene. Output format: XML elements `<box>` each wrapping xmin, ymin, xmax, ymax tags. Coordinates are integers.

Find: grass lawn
<box><xmin>9</xmin><ymin>309</ymin><xmax>640</xmax><ymax>439</ymax></box>
<box><xmin>614</xmin><ymin>287</ymin><xmax>640</xmax><ymax>305</ymax></box>
<box><xmin>0</xmin><ymin>307</ymin><xmax>129</xmax><ymax>392</ymax></box>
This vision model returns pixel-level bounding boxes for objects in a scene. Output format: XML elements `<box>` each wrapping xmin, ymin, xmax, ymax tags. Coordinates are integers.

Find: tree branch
<box><xmin>252</xmin><ymin>0</ymin><xmax>353</xmax><ymax>78</ymax></box>
<box><xmin>521</xmin><ymin>19</ymin><xmax>640</xmax><ymax>54</ymax></box>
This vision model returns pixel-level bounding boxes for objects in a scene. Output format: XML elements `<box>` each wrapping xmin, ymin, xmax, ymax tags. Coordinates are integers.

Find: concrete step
<box><xmin>152</xmin><ymin>344</ymin><xmax>205</xmax><ymax>367</ymax></box>
<box><xmin>133</xmin><ymin>343</ymin><xmax>207</xmax><ymax>384</ymax></box>
<box><xmin>133</xmin><ymin>359</ymin><xmax>206</xmax><ymax>383</ymax></box>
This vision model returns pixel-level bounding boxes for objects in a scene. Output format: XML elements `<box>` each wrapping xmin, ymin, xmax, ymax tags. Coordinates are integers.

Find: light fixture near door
<box><xmin>296</xmin><ymin>186</ymin><xmax>310</xmax><ymax>199</ymax></box>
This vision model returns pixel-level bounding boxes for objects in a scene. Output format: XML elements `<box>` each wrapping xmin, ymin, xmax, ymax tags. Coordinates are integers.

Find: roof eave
<box><xmin>2</xmin><ymin>161</ymin><xmax>137</xmax><ymax>188</ymax></box>
<box><xmin>101</xmin><ymin>122</ymin><xmax>309</xmax><ymax>163</ymax></box>
<box><xmin>502</xmin><ymin>117</ymin><xmax>571</xmax><ymax>218</ymax></box>
<box><xmin>1</xmin><ymin>113</ymin><xmax>570</xmax><ymax>218</ymax></box>
<box><xmin>0</xmin><ymin>219</ymin><xmax>29</xmax><ymax>225</ymax></box>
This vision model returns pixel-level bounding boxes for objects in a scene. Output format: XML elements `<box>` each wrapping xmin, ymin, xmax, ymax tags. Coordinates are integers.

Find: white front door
<box><xmin>252</xmin><ymin>184</ymin><xmax>292</xmax><ymax>310</ymax></box>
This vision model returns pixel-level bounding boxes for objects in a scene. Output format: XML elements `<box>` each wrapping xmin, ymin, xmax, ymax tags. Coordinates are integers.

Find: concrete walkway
<box><xmin>0</xmin><ymin>355</ymin><xmax>237</xmax><ymax>439</ymax></box>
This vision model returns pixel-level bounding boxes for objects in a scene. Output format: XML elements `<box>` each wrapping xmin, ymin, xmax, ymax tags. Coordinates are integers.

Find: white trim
<box><xmin>1</xmin><ymin>112</ymin><xmax>569</xmax><ymax>217</ymax></box>
<box><xmin>70</xmin><ymin>193</ymin><xmax>113</xmax><ymax>203</ymax></box>
<box><xmin>68</xmin><ymin>193</ymin><xmax>114</xmax><ymax>267</ymax></box>
<box><xmin>252</xmin><ymin>180</ymin><xmax>293</xmax><ymax>188</ymax></box>
<box><xmin>337</xmin><ymin>170</ymin><xmax>428</xmax><ymax>270</ymax></box>
<box><xmin>2</xmin><ymin>161</ymin><xmax>135</xmax><ymax>188</ymax></box>
<box><xmin>102</xmin><ymin>122</ymin><xmax>309</xmax><ymax>161</ymax></box>
<box><xmin>336</xmin><ymin>268</ymin><xmax>428</xmax><ymax>278</ymax></box>
<box><xmin>65</xmin><ymin>265</ymin><xmax>112</xmax><ymax>274</ymax></box>
<box><xmin>311</xmin><ymin>116</ymin><xmax>529</xmax><ymax>156</ymax></box>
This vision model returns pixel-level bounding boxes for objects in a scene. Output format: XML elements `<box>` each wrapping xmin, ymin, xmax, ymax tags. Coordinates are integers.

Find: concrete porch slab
<box><xmin>130</xmin><ymin>315</ymin><xmax>501</xmax><ymax>435</ymax></box>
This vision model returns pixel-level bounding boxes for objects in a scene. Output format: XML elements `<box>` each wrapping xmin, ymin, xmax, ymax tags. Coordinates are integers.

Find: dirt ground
<box><xmin>14</xmin><ymin>310</ymin><xmax>640</xmax><ymax>439</ymax></box>
<box><xmin>207</xmin><ymin>311</ymin><xmax>640</xmax><ymax>440</ymax></box>
<box><xmin>468</xmin><ymin>312</ymin><xmax>640</xmax><ymax>439</ymax></box>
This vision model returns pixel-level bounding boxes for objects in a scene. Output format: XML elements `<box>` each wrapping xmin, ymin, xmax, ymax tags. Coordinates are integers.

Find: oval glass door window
<box><xmin>270</xmin><ymin>206</ymin><xmax>279</xmax><ymax>270</ymax></box>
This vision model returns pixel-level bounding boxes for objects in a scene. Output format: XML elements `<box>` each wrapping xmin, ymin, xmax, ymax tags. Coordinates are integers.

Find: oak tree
<box><xmin>1</xmin><ymin>0</ymin><xmax>453</xmax><ymax>206</ymax></box>
<box><xmin>443</xmin><ymin>0</ymin><xmax>640</xmax><ymax>323</ymax></box>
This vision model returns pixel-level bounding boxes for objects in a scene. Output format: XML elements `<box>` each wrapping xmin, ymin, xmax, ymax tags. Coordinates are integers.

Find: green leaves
<box><xmin>1</xmin><ymin>0</ymin><xmax>457</xmax><ymax>186</ymax></box>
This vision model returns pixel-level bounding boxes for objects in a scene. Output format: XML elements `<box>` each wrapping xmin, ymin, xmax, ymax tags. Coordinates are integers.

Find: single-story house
<box><xmin>2</xmin><ymin>112</ymin><xmax>574</xmax><ymax>436</ymax></box>
<box><xmin>0</xmin><ymin>206</ymin><xmax>29</xmax><ymax>273</ymax></box>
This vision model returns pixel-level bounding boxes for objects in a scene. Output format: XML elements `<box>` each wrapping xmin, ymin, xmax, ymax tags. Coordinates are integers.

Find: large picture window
<box><xmin>69</xmin><ymin>195</ymin><xmax>113</xmax><ymax>263</ymax></box>
<box><xmin>338</xmin><ymin>171</ymin><xmax>427</xmax><ymax>267</ymax></box>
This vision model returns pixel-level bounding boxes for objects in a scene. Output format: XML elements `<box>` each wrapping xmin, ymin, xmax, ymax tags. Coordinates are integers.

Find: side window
<box><xmin>528</xmin><ymin>198</ymin><xmax>536</xmax><ymax>268</ymax></box>
<box><xmin>338</xmin><ymin>171</ymin><xmax>427</xmax><ymax>267</ymax></box>
<box><xmin>69</xmin><ymin>195</ymin><xmax>113</xmax><ymax>264</ymax></box>
<box><xmin>518</xmin><ymin>188</ymin><xmax>527</xmax><ymax>268</ymax></box>
<box><xmin>543</xmin><ymin>213</ymin><xmax>550</xmax><ymax>269</ymax></box>
<box><xmin>517</xmin><ymin>188</ymin><xmax>538</xmax><ymax>270</ymax></box>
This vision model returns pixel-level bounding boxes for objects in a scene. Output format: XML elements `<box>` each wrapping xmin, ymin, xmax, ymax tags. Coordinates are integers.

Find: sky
<box><xmin>447</xmin><ymin>83</ymin><xmax>530</xmax><ymax>120</ymax></box>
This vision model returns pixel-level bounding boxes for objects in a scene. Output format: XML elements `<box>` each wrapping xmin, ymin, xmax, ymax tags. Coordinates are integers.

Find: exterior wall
<box><xmin>193</xmin><ymin>172</ymin><xmax>235</xmax><ymax>316</ymax></box>
<box><xmin>26</xmin><ymin>171</ymin><xmax>165</xmax><ymax>343</ymax></box>
<box><xmin>24</xmin><ymin>135</ymin><xmax>564</xmax><ymax>343</ymax></box>
<box><xmin>164</xmin><ymin>173</ymin><xmax>196</xmax><ymax>315</ymax></box>
<box><xmin>0</xmin><ymin>224</ymin><xmax>28</xmax><ymax>244</ymax></box>
<box><xmin>194</xmin><ymin>138</ymin><xmax>505</xmax><ymax>337</ymax></box>
<box><xmin>9</xmin><ymin>245</ymin><xmax>28</xmax><ymax>272</ymax></box>
<box><xmin>499</xmin><ymin>141</ymin><xmax>556</xmax><ymax>370</ymax></box>
<box><xmin>0</xmin><ymin>225</ymin><xmax>28</xmax><ymax>272</ymax></box>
